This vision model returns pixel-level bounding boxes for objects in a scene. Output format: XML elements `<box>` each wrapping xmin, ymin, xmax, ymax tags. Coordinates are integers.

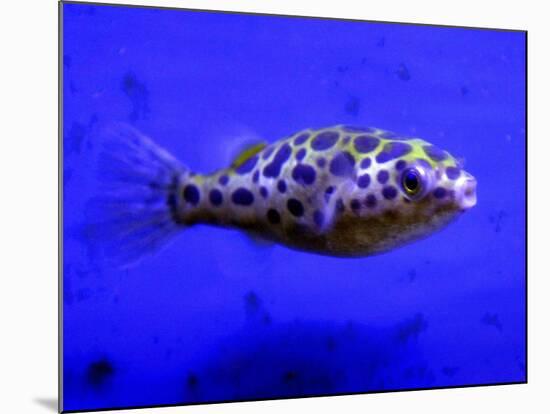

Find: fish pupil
<box><xmin>404</xmin><ymin>170</ymin><xmax>419</xmax><ymax>193</ymax></box>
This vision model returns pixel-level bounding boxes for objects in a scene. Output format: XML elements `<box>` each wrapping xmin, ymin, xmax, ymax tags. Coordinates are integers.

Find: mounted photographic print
<box><xmin>60</xmin><ymin>1</ymin><xmax>527</xmax><ymax>412</ymax></box>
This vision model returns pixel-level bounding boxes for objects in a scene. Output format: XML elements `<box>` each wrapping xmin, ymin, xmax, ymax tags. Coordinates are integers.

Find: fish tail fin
<box><xmin>85</xmin><ymin>123</ymin><xmax>188</xmax><ymax>269</ymax></box>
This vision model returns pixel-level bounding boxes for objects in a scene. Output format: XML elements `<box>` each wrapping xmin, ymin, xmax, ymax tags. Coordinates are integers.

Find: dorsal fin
<box><xmin>230</xmin><ymin>142</ymin><xmax>267</xmax><ymax>169</ymax></box>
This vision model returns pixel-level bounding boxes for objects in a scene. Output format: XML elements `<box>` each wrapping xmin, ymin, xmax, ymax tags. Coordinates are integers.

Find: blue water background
<box><xmin>62</xmin><ymin>3</ymin><xmax>526</xmax><ymax>411</ymax></box>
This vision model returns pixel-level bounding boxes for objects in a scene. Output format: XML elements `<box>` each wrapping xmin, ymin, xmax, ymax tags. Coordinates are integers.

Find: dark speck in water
<box><xmin>377</xmin><ymin>37</ymin><xmax>386</xmax><ymax>47</ymax></box>
<box><xmin>64</xmin><ymin>167</ymin><xmax>74</xmax><ymax>186</ymax></box>
<box><xmin>489</xmin><ymin>210</ymin><xmax>507</xmax><ymax>233</ymax></box>
<box><xmin>282</xmin><ymin>370</ymin><xmax>298</xmax><ymax>383</ymax></box>
<box><xmin>404</xmin><ymin>364</ymin><xmax>435</xmax><ymax>384</ymax></box>
<box><xmin>65</xmin><ymin>122</ymin><xmax>87</xmax><ymax>155</ymax></box>
<box><xmin>326</xmin><ymin>336</ymin><xmax>337</xmax><ymax>352</ymax></box>
<box><xmin>87</xmin><ymin>359</ymin><xmax>114</xmax><ymax>388</ymax></box>
<box><xmin>396</xmin><ymin>63</ymin><xmax>411</xmax><ymax>81</ymax></box>
<box><xmin>345</xmin><ymin>96</ymin><xmax>361</xmax><ymax>116</ymax></box>
<box><xmin>441</xmin><ymin>366</ymin><xmax>460</xmax><ymax>377</ymax></box>
<box><xmin>121</xmin><ymin>71</ymin><xmax>150</xmax><ymax>121</ymax></box>
<box><xmin>244</xmin><ymin>290</ymin><xmax>271</xmax><ymax>326</ymax></box>
<box><xmin>395</xmin><ymin>313</ymin><xmax>427</xmax><ymax>343</ymax></box>
<box><xmin>337</xmin><ymin>65</ymin><xmax>349</xmax><ymax>73</ymax></box>
<box><xmin>481</xmin><ymin>312</ymin><xmax>503</xmax><ymax>332</ymax></box>
<box><xmin>461</xmin><ymin>85</ymin><xmax>469</xmax><ymax>96</ymax></box>
<box><xmin>76</xmin><ymin>288</ymin><xmax>92</xmax><ymax>302</ymax></box>
<box><xmin>64</xmin><ymin>54</ymin><xmax>72</xmax><ymax>69</ymax></box>
<box><xmin>186</xmin><ymin>373</ymin><xmax>199</xmax><ymax>389</ymax></box>
<box><xmin>244</xmin><ymin>291</ymin><xmax>261</xmax><ymax>316</ymax></box>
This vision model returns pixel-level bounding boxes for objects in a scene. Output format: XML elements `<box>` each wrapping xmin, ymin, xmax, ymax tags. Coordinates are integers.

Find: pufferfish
<box><xmin>91</xmin><ymin>124</ymin><xmax>477</xmax><ymax>266</ymax></box>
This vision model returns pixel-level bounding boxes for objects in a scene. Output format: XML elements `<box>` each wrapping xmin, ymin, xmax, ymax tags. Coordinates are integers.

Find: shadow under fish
<box><xmin>180</xmin><ymin>316</ymin><xmax>434</xmax><ymax>403</ymax></box>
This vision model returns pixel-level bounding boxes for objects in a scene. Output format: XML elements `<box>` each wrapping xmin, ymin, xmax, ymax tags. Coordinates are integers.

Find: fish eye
<box><xmin>401</xmin><ymin>168</ymin><xmax>424</xmax><ymax>199</ymax></box>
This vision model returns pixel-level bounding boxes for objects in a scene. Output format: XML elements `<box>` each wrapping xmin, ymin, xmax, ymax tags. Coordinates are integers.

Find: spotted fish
<box><xmin>90</xmin><ymin>123</ymin><xmax>477</xmax><ymax>266</ymax></box>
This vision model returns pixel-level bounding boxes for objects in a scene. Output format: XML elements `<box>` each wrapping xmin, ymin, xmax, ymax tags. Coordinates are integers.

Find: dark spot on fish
<box><xmin>382</xmin><ymin>186</ymin><xmax>398</xmax><ymax>200</ymax></box>
<box><xmin>287</xmin><ymin>198</ymin><xmax>304</xmax><ymax>217</ymax></box>
<box><xmin>316</xmin><ymin>157</ymin><xmax>326</xmax><ymax>168</ymax></box>
<box><xmin>446</xmin><ymin>166</ymin><xmax>461</xmax><ymax>180</ymax></box>
<box><xmin>253</xmin><ymin>170</ymin><xmax>260</xmax><ymax>183</ymax></box>
<box><xmin>209</xmin><ymin>189</ymin><xmax>223</xmax><ymax>206</ymax></box>
<box><xmin>277</xmin><ymin>179</ymin><xmax>287</xmax><ymax>193</ymax></box>
<box><xmin>231</xmin><ymin>188</ymin><xmax>254</xmax><ymax>206</ymax></box>
<box><xmin>183</xmin><ymin>184</ymin><xmax>200</xmax><ymax>205</ymax></box>
<box><xmin>121</xmin><ymin>71</ymin><xmax>150</xmax><ymax>121</ymax></box>
<box><xmin>292</xmin><ymin>164</ymin><xmax>317</xmax><ymax>186</ymax></box>
<box><xmin>329</xmin><ymin>151</ymin><xmax>355</xmax><ymax>177</ymax></box>
<box><xmin>366</xmin><ymin>194</ymin><xmax>377</xmax><ymax>208</ymax></box>
<box><xmin>396</xmin><ymin>160</ymin><xmax>407</xmax><ymax>170</ymax></box>
<box><xmin>260</xmin><ymin>186</ymin><xmax>268</xmax><ymax>198</ymax></box>
<box><xmin>324</xmin><ymin>186</ymin><xmax>335</xmax><ymax>202</ymax></box>
<box><xmin>294</xmin><ymin>133</ymin><xmax>310</xmax><ymax>145</ymax></box>
<box><xmin>360</xmin><ymin>157</ymin><xmax>372</xmax><ymax>169</ymax></box>
<box><xmin>282</xmin><ymin>370</ymin><xmax>299</xmax><ymax>384</ymax></box>
<box><xmin>296</xmin><ymin>148</ymin><xmax>306</xmax><ymax>161</ymax></box>
<box><xmin>218</xmin><ymin>175</ymin><xmax>229</xmax><ymax>186</ymax></box>
<box><xmin>433</xmin><ymin>187</ymin><xmax>447</xmax><ymax>199</ymax></box>
<box><xmin>87</xmin><ymin>359</ymin><xmax>114</xmax><ymax>387</ymax></box>
<box><xmin>350</xmin><ymin>199</ymin><xmax>361</xmax><ymax>211</ymax></box>
<box><xmin>354</xmin><ymin>135</ymin><xmax>380</xmax><ymax>154</ymax></box>
<box><xmin>267</xmin><ymin>208</ymin><xmax>281</xmax><ymax>224</ymax></box>
<box><xmin>357</xmin><ymin>174</ymin><xmax>371</xmax><ymax>189</ymax></box>
<box><xmin>377</xmin><ymin>170</ymin><xmax>389</xmax><ymax>184</ymax></box>
<box><xmin>311</xmin><ymin>131</ymin><xmax>339</xmax><ymax>151</ymax></box>
<box><xmin>396</xmin><ymin>63</ymin><xmax>411</xmax><ymax>81</ymax></box>
<box><xmin>263</xmin><ymin>143</ymin><xmax>292</xmax><ymax>178</ymax></box>
<box><xmin>423</xmin><ymin>145</ymin><xmax>448</xmax><ymax>162</ymax></box>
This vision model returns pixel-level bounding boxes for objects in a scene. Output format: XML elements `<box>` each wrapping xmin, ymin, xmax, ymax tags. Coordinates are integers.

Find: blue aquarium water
<box><xmin>62</xmin><ymin>3</ymin><xmax>526</xmax><ymax>412</ymax></box>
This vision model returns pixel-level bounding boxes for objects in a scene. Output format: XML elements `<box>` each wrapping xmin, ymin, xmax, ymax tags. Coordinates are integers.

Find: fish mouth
<box><xmin>457</xmin><ymin>174</ymin><xmax>477</xmax><ymax>210</ymax></box>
